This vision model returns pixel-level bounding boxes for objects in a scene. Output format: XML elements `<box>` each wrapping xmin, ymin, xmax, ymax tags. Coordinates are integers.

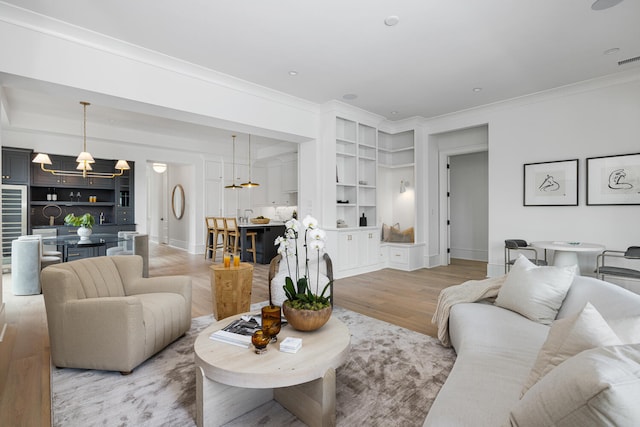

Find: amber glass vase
<box><xmin>251</xmin><ymin>330</ymin><xmax>270</xmax><ymax>354</ymax></box>
<box><xmin>261</xmin><ymin>305</ymin><xmax>282</xmax><ymax>343</ymax></box>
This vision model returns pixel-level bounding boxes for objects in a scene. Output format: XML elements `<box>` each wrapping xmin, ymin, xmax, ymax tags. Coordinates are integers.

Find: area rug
<box><xmin>52</xmin><ymin>306</ymin><xmax>456</xmax><ymax>426</ymax></box>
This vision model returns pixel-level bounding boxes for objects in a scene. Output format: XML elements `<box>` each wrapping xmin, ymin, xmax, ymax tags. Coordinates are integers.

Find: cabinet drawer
<box><xmin>66</xmin><ymin>246</ymin><xmax>102</xmax><ymax>261</ymax></box>
<box><xmin>388</xmin><ymin>247</ymin><xmax>409</xmax><ymax>264</ymax></box>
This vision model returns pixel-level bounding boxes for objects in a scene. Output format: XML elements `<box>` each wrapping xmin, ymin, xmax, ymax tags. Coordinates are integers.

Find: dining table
<box><xmin>42</xmin><ymin>233</ymin><xmax>125</xmax><ymax>262</ymax></box>
<box><xmin>530</xmin><ymin>241</ymin><xmax>605</xmax><ymax>275</ymax></box>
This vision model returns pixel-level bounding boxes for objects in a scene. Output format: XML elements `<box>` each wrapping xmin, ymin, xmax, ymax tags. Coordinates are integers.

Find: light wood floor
<box><xmin>0</xmin><ymin>243</ymin><xmax>486</xmax><ymax>427</ymax></box>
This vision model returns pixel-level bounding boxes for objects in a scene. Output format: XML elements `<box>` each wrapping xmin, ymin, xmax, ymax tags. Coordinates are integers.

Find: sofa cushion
<box><xmin>495</xmin><ymin>255</ymin><xmax>575</xmax><ymax>325</ymax></box>
<box><xmin>557</xmin><ymin>275</ymin><xmax>640</xmax><ymax>320</ymax></box>
<box><xmin>521</xmin><ymin>302</ymin><xmax>622</xmax><ymax>396</ymax></box>
<box><xmin>137</xmin><ymin>293</ymin><xmax>191</xmax><ymax>357</ymax></box>
<box><xmin>507</xmin><ymin>344</ymin><xmax>640</xmax><ymax>427</ymax></box>
<box><xmin>424</xmin><ymin>303</ymin><xmax>549</xmax><ymax>427</ymax></box>
<box><xmin>607</xmin><ymin>316</ymin><xmax>640</xmax><ymax>344</ymax></box>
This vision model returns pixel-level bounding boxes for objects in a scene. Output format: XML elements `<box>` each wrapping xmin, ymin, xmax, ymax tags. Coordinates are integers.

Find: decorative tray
<box><xmin>250</xmin><ymin>218</ymin><xmax>270</xmax><ymax>224</ymax></box>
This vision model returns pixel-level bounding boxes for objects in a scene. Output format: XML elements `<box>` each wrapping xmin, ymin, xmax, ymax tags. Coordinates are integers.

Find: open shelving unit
<box><xmin>335</xmin><ymin>117</ymin><xmax>377</xmax><ymax>228</ymax></box>
<box><xmin>378</xmin><ymin>130</ymin><xmax>415</xmax><ymax>169</ymax></box>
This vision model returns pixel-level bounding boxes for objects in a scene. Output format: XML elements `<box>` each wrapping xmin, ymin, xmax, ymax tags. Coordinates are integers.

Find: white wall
<box><xmin>378</xmin><ymin>166</ymin><xmax>415</xmax><ymax>230</ymax></box>
<box><xmin>425</xmin><ymin>72</ymin><xmax>640</xmax><ymax>277</ymax></box>
<box><xmin>450</xmin><ymin>151</ymin><xmax>488</xmax><ymax>261</ymax></box>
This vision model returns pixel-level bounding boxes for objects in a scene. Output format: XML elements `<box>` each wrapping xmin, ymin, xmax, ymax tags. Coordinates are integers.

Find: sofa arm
<box><xmin>125</xmin><ymin>275</ymin><xmax>192</xmax><ymax>300</ymax></box>
<box><xmin>53</xmin><ymin>296</ymin><xmax>147</xmax><ymax>372</ymax></box>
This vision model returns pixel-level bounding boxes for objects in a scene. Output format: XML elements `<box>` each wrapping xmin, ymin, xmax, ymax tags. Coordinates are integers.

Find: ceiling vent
<box><xmin>618</xmin><ymin>56</ymin><xmax>640</xmax><ymax>66</ymax></box>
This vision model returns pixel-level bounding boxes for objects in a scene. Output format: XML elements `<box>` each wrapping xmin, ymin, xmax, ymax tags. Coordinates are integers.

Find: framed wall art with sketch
<box><xmin>587</xmin><ymin>152</ymin><xmax>640</xmax><ymax>205</ymax></box>
<box><xmin>523</xmin><ymin>159</ymin><xmax>579</xmax><ymax>206</ymax></box>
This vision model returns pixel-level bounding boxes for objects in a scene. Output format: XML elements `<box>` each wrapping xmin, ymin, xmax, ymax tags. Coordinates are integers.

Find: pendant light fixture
<box><xmin>32</xmin><ymin>101</ymin><xmax>130</xmax><ymax>179</ymax></box>
<box><xmin>241</xmin><ymin>134</ymin><xmax>260</xmax><ymax>187</ymax></box>
<box><xmin>225</xmin><ymin>135</ymin><xmax>242</xmax><ymax>189</ymax></box>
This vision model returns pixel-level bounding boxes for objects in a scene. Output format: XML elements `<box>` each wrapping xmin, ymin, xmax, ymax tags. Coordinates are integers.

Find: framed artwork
<box><xmin>586</xmin><ymin>152</ymin><xmax>640</xmax><ymax>205</ymax></box>
<box><xmin>523</xmin><ymin>159</ymin><xmax>578</xmax><ymax>206</ymax></box>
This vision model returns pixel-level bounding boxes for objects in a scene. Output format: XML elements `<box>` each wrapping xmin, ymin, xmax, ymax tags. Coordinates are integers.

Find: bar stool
<box><xmin>204</xmin><ymin>217</ymin><xmax>215</xmax><ymax>259</ymax></box>
<box><xmin>245</xmin><ymin>231</ymin><xmax>257</xmax><ymax>263</ymax></box>
<box><xmin>225</xmin><ymin>218</ymin><xmax>257</xmax><ymax>263</ymax></box>
<box><xmin>224</xmin><ymin>217</ymin><xmax>240</xmax><ymax>256</ymax></box>
<box><xmin>205</xmin><ymin>217</ymin><xmax>227</xmax><ymax>261</ymax></box>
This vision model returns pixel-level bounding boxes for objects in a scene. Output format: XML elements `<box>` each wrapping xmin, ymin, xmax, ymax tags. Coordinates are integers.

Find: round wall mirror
<box><xmin>172</xmin><ymin>184</ymin><xmax>185</xmax><ymax>220</ymax></box>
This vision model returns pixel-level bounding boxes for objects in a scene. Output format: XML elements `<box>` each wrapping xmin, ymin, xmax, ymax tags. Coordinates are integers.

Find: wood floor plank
<box><xmin>0</xmin><ymin>243</ymin><xmax>486</xmax><ymax>427</ymax></box>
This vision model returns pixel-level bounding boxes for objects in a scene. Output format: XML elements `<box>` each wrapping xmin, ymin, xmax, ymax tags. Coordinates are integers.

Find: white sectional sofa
<box><xmin>425</xmin><ymin>256</ymin><xmax>640</xmax><ymax>427</ymax></box>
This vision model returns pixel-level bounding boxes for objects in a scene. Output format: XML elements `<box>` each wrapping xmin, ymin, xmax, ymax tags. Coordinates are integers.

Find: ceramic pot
<box><xmin>282</xmin><ymin>302</ymin><xmax>332</xmax><ymax>332</ymax></box>
<box><xmin>77</xmin><ymin>226</ymin><xmax>92</xmax><ymax>241</ymax></box>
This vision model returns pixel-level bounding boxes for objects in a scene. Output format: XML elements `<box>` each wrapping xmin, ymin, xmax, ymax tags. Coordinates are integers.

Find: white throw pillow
<box><xmin>495</xmin><ymin>255</ymin><xmax>576</xmax><ymax>325</ymax></box>
<box><xmin>506</xmin><ymin>344</ymin><xmax>640</xmax><ymax>427</ymax></box>
<box><xmin>521</xmin><ymin>302</ymin><xmax>622</xmax><ymax>396</ymax></box>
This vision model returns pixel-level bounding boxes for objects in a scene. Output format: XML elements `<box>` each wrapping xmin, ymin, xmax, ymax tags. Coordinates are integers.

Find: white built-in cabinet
<box><xmin>326</xmin><ymin>115</ymin><xmax>422</xmax><ymax>277</ymax></box>
<box><xmin>335</xmin><ymin>118</ymin><xmax>376</xmax><ymax>228</ymax></box>
<box><xmin>250</xmin><ymin>156</ymin><xmax>297</xmax><ymax>207</ymax></box>
<box><xmin>329</xmin><ymin>117</ymin><xmax>381</xmax><ymax>278</ymax></box>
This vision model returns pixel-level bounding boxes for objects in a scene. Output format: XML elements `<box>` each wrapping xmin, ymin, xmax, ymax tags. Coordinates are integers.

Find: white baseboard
<box><xmin>450</xmin><ymin>248</ymin><xmax>488</xmax><ymax>262</ymax></box>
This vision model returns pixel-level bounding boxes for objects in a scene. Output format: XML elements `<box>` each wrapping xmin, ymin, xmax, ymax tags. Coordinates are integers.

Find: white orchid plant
<box><xmin>274</xmin><ymin>215</ymin><xmax>332</xmax><ymax>310</ymax></box>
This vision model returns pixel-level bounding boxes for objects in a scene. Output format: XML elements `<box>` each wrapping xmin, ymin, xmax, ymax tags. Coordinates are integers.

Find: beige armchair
<box><xmin>41</xmin><ymin>255</ymin><xmax>192</xmax><ymax>374</ymax></box>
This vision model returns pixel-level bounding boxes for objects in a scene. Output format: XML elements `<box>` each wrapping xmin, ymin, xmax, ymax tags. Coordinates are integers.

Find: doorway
<box><xmin>448</xmin><ymin>151</ymin><xmax>488</xmax><ymax>262</ymax></box>
<box><xmin>435</xmin><ymin>125</ymin><xmax>489</xmax><ymax>266</ymax></box>
<box><xmin>147</xmin><ymin>162</ymin><xmax>169</xmax><ymax>245</ymax></box>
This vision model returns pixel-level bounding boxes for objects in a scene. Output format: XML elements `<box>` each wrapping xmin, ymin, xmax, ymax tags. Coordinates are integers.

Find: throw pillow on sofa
<box><xmin>506</xmin><ymin>344</ymin><xmax>640</xmax><ymax>427</ymax></box>
<box><xmin>521</xmin><ymin>302</ymin><xmax>622</xmax><ymax>396</ymax></box>
<box><xmin>495</xmin><ymin>255</ymin><xmax>576</xmax><ymax>325</ymax></box>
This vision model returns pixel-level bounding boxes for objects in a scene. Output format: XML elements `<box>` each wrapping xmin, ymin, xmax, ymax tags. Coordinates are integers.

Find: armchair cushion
<box><xmin>42</xmin><ymin>255</ymin><xmax>191</xmax><ymax>373</ymax></box>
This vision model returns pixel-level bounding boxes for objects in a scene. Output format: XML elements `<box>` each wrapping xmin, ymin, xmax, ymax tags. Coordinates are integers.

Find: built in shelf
<box><xmin>31</xmin><ymin>201</ymin><xmax>115</xmax><ymax>207</ymax></box>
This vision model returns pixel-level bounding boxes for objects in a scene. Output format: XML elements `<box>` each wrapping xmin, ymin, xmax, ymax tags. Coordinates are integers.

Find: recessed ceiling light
<box><xmin>473</xmin><ymin>87</ymin><xmax>482</xmax><ymax>92</ymax></box>
<box><xmin>343</xmin><ymin>93</ymin><xmax>358</xmax><ymax>100</ymax></box>
<box><xmin>384</xmin><ymin>15</ymin><xmax>400</xmax><ymax>26</ymax></box>
<box><xmin>390</xmin><ymin>111</ymin><xmax>398</xmax><ymax>115</ymax></box>
<box><xmin>288</xmin><ymin>70</ymin><xmax>298</xmax><ymax>76</ymax></box>
<box><xmin>591</xmin><ymin>0</ymin><xmax>624</xmax><ymax>10</ymax></box>
<box><xmin>604</xmin><ymin>47</ymin><xmax>620</xmax><ymax>55</ymax></box>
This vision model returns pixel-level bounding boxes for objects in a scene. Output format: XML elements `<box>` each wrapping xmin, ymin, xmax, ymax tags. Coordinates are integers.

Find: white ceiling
<box><xmin>1</xmin><ymin>0</ymin><xmax>640</xmax><ymax>146</ymax></box>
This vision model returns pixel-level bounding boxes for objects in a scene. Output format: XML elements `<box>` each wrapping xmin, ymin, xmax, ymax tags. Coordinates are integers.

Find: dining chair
<box><xmin>595</xmin><ymin>246</ymin><xmax>640</xmax><ymax>282</ymax></box>
<box><xmin>504</xmin><ymin>239</ymin><xmax>547</xmax><ymax>273</ymax></box>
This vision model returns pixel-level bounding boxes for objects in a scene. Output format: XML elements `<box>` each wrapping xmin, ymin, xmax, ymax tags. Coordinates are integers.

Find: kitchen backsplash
<box><xmin>254</xmin><ymin>205</ymin><xmax>297</xmax><ymax>222</ymax></box>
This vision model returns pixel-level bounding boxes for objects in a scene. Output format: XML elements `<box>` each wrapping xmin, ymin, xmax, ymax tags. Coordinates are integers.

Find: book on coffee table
<box><xmin>210</xmin><ymin>318</ymin><xmax>261</xmax><ymax>348</ymax></box>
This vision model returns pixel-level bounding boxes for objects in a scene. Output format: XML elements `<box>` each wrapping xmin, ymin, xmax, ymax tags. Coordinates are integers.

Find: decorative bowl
<box><xmin>282</xmin><ymin>303</ymin><xmax>332</xmax><ymax>332</ymax></box>
<box><xmin>250</xmin><ymin>218</ymin><xmax>270</xmax><ymax>224</ymax></box>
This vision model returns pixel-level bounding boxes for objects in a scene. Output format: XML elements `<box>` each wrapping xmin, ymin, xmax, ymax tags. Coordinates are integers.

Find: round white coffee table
<box><xmin>194</xmin><ymin>312</ymin><xmax>350</xmax><ymax>427</ymax></box>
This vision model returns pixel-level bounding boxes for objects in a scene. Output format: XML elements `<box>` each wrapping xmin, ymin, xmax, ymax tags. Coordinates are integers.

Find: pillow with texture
<box><xmin>506</xmin><ymin>344</ymin><xmax>640</xmax><ymax>427</ymax></box>
<box><xmin>495</xmin><ymin>255</ymin><xmax>576</xmax><ymax>325</ymax></box>
<box><xmin>521</xmin><ymin>302</ymin><xmax>622</xmax><ymax>396</ymax></box>
<box><xmin>381</xmin><ymin>223</ymin><xmax>399</xmax><ymax>242</ymax></box>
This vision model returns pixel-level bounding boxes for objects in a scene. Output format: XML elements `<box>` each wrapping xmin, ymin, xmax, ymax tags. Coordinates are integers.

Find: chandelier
<box><xmin>224</xmin><ymin>135</ymin><xmax>242</xmax><ymax>189</ymax></box>
<box><xmin>32</xmin><ymin>101</ymin><xmax>130</xmax><ymax>179</ymax></box>
<box><xmin>241</xmin><ymin>134</ymin><xmax>260</xmax><ymax>187</ymax></box>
